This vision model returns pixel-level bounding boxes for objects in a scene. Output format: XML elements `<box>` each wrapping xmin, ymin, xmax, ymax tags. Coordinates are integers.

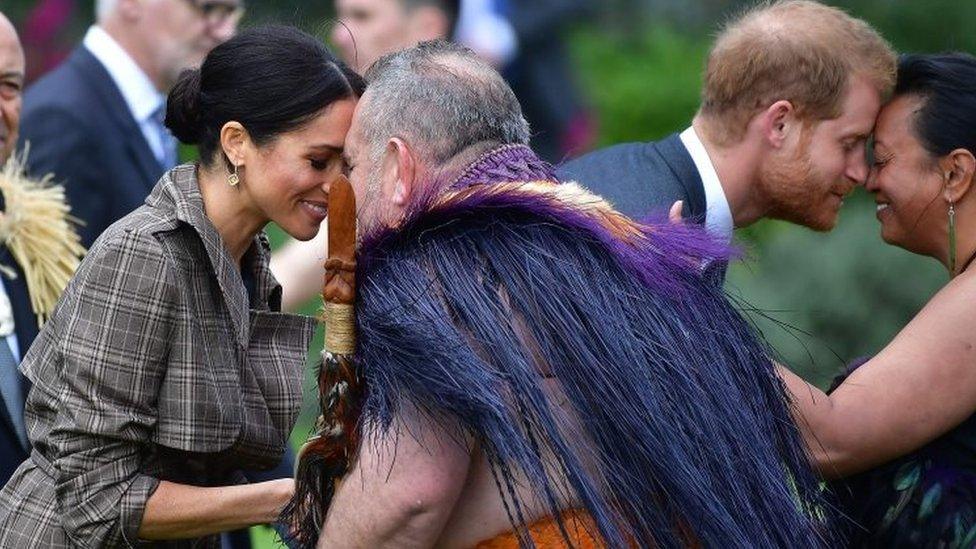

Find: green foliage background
<box><xmin>4</xmin><ymin>1</ymin><xmax>974</xmax><ymax>545</ymax></box>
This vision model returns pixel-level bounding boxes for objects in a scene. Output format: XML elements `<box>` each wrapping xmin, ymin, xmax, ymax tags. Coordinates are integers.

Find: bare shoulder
<box><xmin>908</xmin><ymin>269</ymin><xmax>976</xmax><ymax>329</ymax></box>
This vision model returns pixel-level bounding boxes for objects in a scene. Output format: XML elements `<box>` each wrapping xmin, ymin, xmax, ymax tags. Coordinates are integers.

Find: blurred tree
<box><xmin>569</xmin><ymin>25</ymin><xmax>707</xmax><ymax>146</ymax></box>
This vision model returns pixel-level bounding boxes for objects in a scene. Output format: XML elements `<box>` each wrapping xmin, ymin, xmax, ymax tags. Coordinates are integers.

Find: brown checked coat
<box><xmin>0</xmin><ymin>165</ymin><xmax>315</xmax><ymax>548</ymax></box>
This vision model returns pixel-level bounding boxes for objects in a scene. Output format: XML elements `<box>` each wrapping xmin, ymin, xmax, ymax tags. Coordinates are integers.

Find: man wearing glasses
<box><xmin>18</xmin><ymin>0</ymin><xmax>243</xmax><ymax>248</ymax></box>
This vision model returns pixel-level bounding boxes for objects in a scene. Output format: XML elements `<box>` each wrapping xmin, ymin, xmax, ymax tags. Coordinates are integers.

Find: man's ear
<box><xmin>382</xmin><ymin>137</ymin><xmax>417</xmax><ymax>207</ymax></box>
<box><xmin>409</xmin><ymin>6</ymin><xmax>450</xmax><ymax>41</ymax></box>
<box><xmin>760</xmin><ymin>100</ymin><xmax>797</xmax><ymax>149</ymax></box>
<box><xmin>942</xmin><ymin>148</ymin><xmax>976</xmax><ymax>204</ymax></box>
<box><xmin>219</xmin><ymin>121</ymin><xmax>249</xmax><ymax>169</ymax></box>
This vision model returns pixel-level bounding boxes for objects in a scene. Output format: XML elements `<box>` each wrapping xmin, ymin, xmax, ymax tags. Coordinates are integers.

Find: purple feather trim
<box><xmin>448</xmin><ymin>144</ymin><xmax>558</xmax><ymax>189</ymax></box>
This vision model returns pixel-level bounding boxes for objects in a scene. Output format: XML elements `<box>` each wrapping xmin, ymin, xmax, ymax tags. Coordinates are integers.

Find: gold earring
<box><xmin>228</xmin><ymin>163</ymin><xmax>240</xmax><ymax>187</ymax></box>
<box><xmin>949</xmin><ymin>199</ymin><xmax>957</xmax><ymax>277</ymax></box>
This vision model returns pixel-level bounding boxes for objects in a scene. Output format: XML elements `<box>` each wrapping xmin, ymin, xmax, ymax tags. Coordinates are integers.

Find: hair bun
<box><xmin>165</xmin><ymin>69</ymin><xmax>204</xmax><ymax>144</ymax></box>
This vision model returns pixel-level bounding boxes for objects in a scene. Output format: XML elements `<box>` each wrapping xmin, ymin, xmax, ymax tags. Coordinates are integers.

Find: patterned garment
<box><xmin>0</xmin><ymin>165</ymin><xmax>315</xmax><ymax>548</ymax></box>
<box><xmin>829</xmin><ymin>362</ymin><xmax>976</xmax><ymax>548</ymax></box>
<box><xmin>833</xmin><ymin>448</ymin><xmax>976</xmax><ymax>547</ymax></box>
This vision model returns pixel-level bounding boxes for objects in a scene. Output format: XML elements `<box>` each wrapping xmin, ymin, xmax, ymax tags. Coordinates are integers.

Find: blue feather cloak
<box><xmin>351</xmin><ymin>175</ymin><xmax>833</xmax><ymax>548</ymax></box>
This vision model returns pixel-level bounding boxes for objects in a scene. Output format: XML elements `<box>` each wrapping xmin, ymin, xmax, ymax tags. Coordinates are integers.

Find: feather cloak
<box><xmin>351</xmin><ymin>178</ymin><xmax>832</xmax><ymax>548</ymax></box>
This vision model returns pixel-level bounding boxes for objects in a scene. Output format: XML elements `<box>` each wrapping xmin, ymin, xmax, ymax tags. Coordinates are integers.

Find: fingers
<box><xmin>669</xmin><ymin>200</ymin><xmax>684</xmax><ymax>224</ymax></box>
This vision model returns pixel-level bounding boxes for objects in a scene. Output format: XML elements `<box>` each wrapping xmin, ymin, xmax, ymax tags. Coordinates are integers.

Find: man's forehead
<box><xmin>838</xmin><ymin>110</ymin><xmax>876</xmax><ymax>138</ymax></box>
<box><xmin>826</xmin><ymin>78</ymin><xmax>882</xmax><ymax>137</ymax></box>
<box><xmin>0</xmin><ymin>44</ymin><xmax>24</xmax><ymax>76</ymax></box>
<box><xmin>844</xmin><ymin>78</ymin><xmax>881</xmax><ymax>124</ymax></box>
<box><xmin>0</xmin><ymin>14</ymin><xmax>24</xmax><ymax>66</ymax></box>
<box><xmin>348</xmin><ymin>90</ymin><xmax>375</xmax><ymax>139</ymax></box>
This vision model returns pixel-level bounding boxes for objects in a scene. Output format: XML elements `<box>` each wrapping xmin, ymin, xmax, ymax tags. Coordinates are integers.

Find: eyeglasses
<box><xmin>184</xmin><ymin>0</ymin><xmax>245</xmax><ymax>28</ymax></box>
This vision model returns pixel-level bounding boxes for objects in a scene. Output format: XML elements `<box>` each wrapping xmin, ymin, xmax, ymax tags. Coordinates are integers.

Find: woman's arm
<box><xmin>782</xmin><ymin>269</ymin><xmax>976</xmax><ymax>478</ymax></box>
<box><xmin>138</xmin><ymin>478</ymin><xmax>293</xmax><ymax>539</ymax></box>
<box><xmin>51</xmin><ymin>232</ymin><xmax>290</xmax><ymax>545</ymax></box>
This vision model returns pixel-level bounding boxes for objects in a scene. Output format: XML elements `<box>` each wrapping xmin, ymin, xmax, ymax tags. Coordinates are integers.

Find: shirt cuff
<box><xmin>119</xmin><ymin>473</ymin><xmax>161</xmax><ymax>548</ymax></box>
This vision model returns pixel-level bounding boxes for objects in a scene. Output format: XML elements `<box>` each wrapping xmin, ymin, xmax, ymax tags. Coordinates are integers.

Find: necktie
<box><xmin>0</xmin><ymin>339</ymin><xmax>27</xmax><ymax>449</ymax></box>
<box><xmin>152</xmin><ymin>104</ymin><xmax>179</xmax><ymax>169</ymax></box>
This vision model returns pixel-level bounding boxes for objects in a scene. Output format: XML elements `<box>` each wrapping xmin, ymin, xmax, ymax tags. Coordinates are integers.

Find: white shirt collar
<box><xmin>0</xmin><ymin>277</ymin><xmax>19</xmax><ymax>362</ymax></box>
<box><xmin>83</xmin><ymin>25</ymin><xmax>165</xmax><ymax>124</ymax></box>
<box><xmin>679</xmin><ymin>126</ymin><xmax>733</xmax><ymax>242</ymax></box>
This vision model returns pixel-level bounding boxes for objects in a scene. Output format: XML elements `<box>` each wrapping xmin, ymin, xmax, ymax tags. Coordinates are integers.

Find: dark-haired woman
<box><xmin>0</xmin><ymin>25</ymin><xmax>364</xmax><ymax>547</ymax></box>
<box><xmin>778</xmin><ymin>52</ymin><xmax>976</xmax><ymax>547</ymax></box>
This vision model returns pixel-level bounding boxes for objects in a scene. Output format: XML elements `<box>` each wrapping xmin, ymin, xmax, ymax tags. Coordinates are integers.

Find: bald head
<box><xmin>0</xmin><ymin>11</ymin><xmax>25</xmax><ymax>164</ymax></box>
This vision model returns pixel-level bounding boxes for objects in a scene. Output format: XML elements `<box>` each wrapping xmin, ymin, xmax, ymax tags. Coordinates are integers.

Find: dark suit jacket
<box><xmin>0</xmin><ymin>245</ymin><xmax>37</xmax><ymax>487</ymax></box>
<box><xmin>556</xmin><ymin>133</ymin><xmax>706</xmax><ymax>223</ymax></box>
<box><xmin>557</xmin><ymin>134</ymin><xmax>728</xmax><ymax>283</ymax></box>
<box><xmin>19</xmin><ymin>46</ymin><xmax>166</xmax><ymax>248</ymax></box>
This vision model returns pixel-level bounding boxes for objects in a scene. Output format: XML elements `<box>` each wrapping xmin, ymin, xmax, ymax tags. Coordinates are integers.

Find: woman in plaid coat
<box><xmin>0</xmin><ymin>26</ymin><xmax>364</xmax><ymax>547</ymax></box>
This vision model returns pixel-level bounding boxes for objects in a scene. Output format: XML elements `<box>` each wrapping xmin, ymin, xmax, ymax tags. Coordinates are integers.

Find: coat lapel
<box><xmin>151</xmin><ymin>166</ymin><xmax>251</xmax><ymax>349</ymax></box>
<box><xmin>654</xmin><ymin>134</ymin><xmax>707</xmax><ymax>222</ymax></box>
<box><xmin>70</xmin><ymin>47</ymin><xmax>163</xmax><ymax>191</ymax></box>
<box><xmin>245</xmin><ymin>233</ymin><xmax>284</xmax><ymax>312</ymax></box>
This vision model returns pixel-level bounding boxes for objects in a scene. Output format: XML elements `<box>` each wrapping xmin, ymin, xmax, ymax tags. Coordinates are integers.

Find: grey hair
<box><xmin>359</xmin><ymin>40</ymin><xmax>530</xmax><ymax>167</ymax></box>
<box><xmin>95</xmin><ymin>0</ymin><xmax>118</xmax><ymax>21</ymax></box>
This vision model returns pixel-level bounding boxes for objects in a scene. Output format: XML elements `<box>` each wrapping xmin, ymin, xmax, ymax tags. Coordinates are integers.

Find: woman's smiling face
<box><xmin>242</xmin><ymin>98</ymin><xmax>357</xmax><ymax>241</ymax></box>
<box><xmin>866</xmin><ymin>94</ymin><xmax>947</xmax><ymax>257</ymax></box>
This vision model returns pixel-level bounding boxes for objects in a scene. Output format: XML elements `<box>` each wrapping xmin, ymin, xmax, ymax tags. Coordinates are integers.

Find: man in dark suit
<box><xmin>0</xmin><ymin>10</ymin><xmax>30</xmax><ymax>488</ymax></box>
<box><xmin>0</xmin><ymin>10</ymin><xmax>84</xmax><ymax>488</ymax></box>
<box><xmin>558</xmin><ymin>1</ymin><xmax>896</xmax><ymax>257</ymax></box>
<box><xmin>0</xmin><ymin>209</ymin><xmax>46</xmax><ymax>488</ymax></box>
<box><xmin>18</xmin><ymin>0</ymin><xmax>242</xmax><ymax>247</ymax></box>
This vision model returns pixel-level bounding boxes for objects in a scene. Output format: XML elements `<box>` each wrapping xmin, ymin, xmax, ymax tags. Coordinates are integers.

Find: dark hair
<box><xmin>166</xmin><ymin>25</ymin><xmax>366</xmax><ymax>166</ymax></box>
<box><xmin>895</xmin><ymin>52</ymin><xmax>976</xmax><ymax>158</ymax></box>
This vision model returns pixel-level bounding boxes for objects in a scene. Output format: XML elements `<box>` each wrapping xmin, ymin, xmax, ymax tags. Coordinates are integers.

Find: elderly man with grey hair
<box><xmin>297</xmin><ymin>40</ymin><xmax>830</xmax><ymax>549</ymax></box>
<box><xmin>346</xmin><ymin>42</ymin><xmax>532</xmax><ymax>235</ymax></box>
<box><xmin>19</xmin><ymin>0</ymin><xmax>243</xmax><ymax>248</ymax></box>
